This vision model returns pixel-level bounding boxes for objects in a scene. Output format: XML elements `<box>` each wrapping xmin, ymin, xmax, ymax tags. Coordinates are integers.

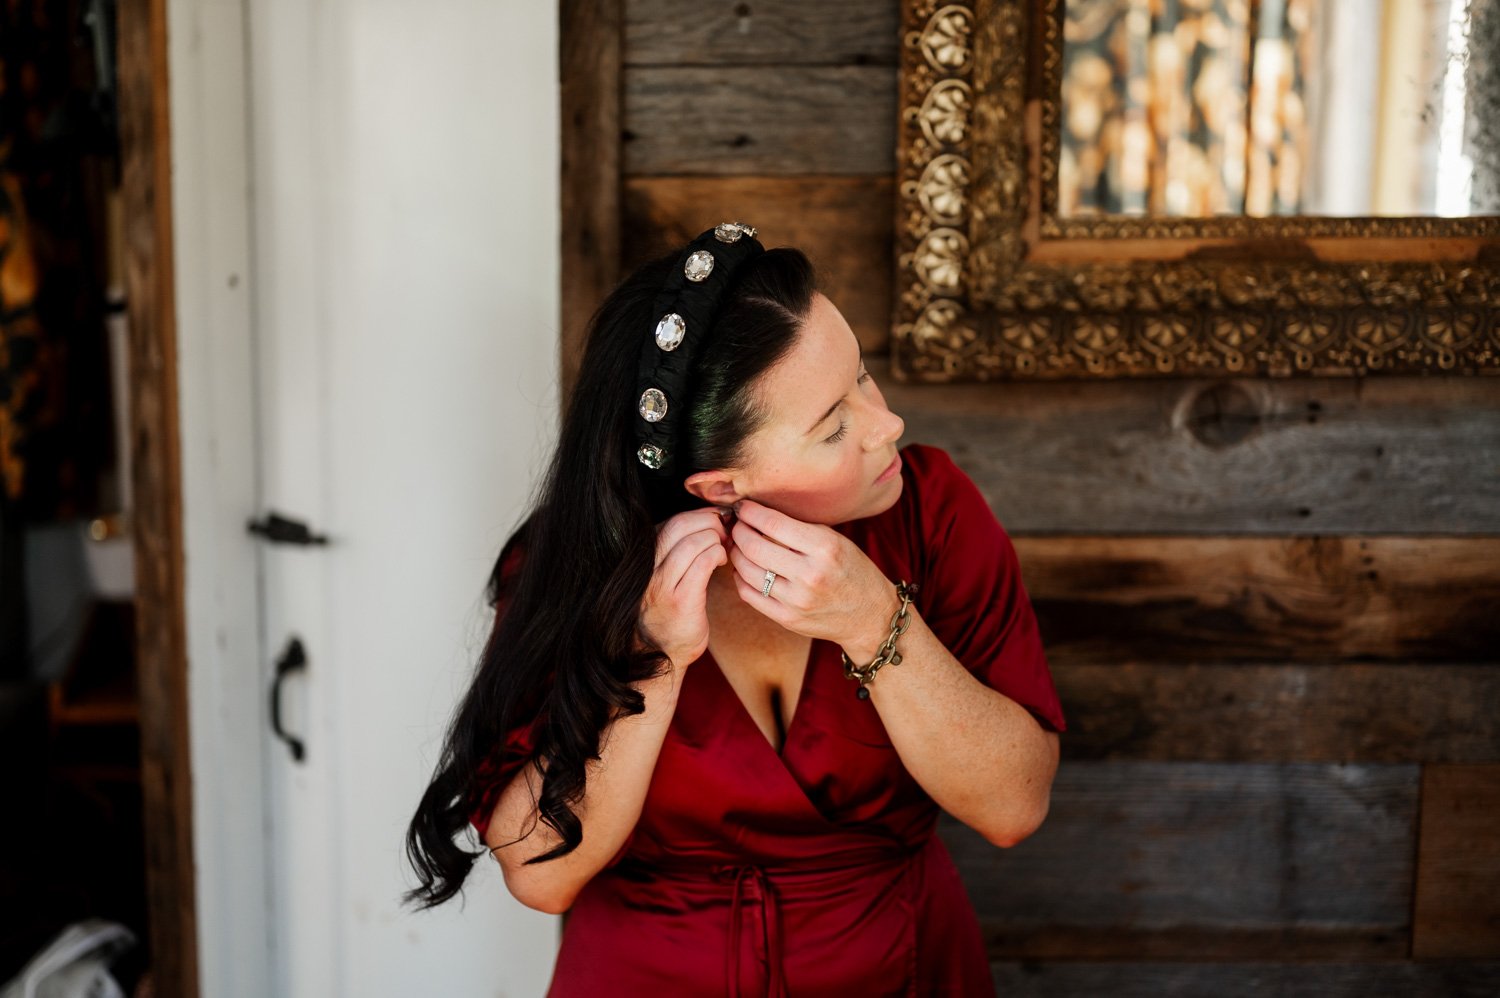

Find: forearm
<box><xmin>487</xmin><ymin>665</ymin><xmax>682</xmax><ymax>912</ymax></box>
<box><xmin>842</xmin><ymin>600</ymin><xmax>1059</xmax><ymax>847</ymax></box>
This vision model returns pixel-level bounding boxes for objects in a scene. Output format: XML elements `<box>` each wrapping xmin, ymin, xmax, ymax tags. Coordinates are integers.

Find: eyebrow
<box><xmin>803</xmin><ymin>344</ymin><xmax>866</xmax><ymax>436</ymax></box>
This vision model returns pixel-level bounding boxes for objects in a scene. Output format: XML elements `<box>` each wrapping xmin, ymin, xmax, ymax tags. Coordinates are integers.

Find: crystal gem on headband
<box><xmin>638</xmin><ymin>388</ymin><xmax>667</xmax><ymax>422</ymax></box>
<box><xmin>633</xmin><ymin>221</ymin><xmax>767</xmax><ymax>478</ymax></box>
<box><xmin>637</xmin><ymin>443</ymin><xmax>664</xmax><ymax>470</ymax></box>
<box><xmin>684</xmin><ymin>250</ymin><xmax>714</xmax><ymax>281</ymax></box>
<box><xmin>655</xmin><ymin>313</ymin><xmax>685</xmax><ymax>350</ymax></box>
<box><xmin>715</xmin><ymin>221</ymin><xmax>757</xmax><ymax>243</ymax></box>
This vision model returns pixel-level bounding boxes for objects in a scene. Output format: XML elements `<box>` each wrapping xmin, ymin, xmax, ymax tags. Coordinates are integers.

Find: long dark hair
<box><xmin>402</xmin><ymin>241</ymin><xmax>820</xmax><ymax>910</ymax></box>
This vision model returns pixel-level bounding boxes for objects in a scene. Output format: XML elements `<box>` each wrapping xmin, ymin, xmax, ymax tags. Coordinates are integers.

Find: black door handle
<box><xmin>270</xmin><ymin>636</ymin><xmax>308</xmax><ymax>762</ymax></box>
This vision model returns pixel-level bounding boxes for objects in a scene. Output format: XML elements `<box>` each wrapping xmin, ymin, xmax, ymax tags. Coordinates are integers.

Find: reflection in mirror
<box><xmin>1059</xmin><ymin>0</ymin><xmax>1499</xmax><ymax>218</ymax></box>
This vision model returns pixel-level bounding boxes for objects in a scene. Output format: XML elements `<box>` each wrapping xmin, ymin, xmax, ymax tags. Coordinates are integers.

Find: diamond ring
<box><xmin>761</xmin><ymin>570</ymin><xmax>777</xmax><ymax>598</ymax></box>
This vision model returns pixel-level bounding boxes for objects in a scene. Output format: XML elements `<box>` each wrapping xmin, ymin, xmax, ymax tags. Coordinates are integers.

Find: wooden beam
<box><xmin>940</xmin><ymin>763</ymin><xmax>1419</xmax><ymax>958</ymax></box>
<box><xmin>1414</xmin><ymin>764</ymin><xmax>1500</xmax><ymax>958</ymax></box>
<box><xmin>875</xmin><ymin>362</ymin><xmax>1500</xmax><ymax>534</ymax></box>
<box><xmin>983</xmin><ymin>927</ymin><xmax>1408</xmax><ymax>962</ymax></box>
<box><xmin>624</xmin><ymin>0</ymin><xmax>900</xmax><ymax>66</ymax></box>
<box><xmin>1009</xmin><ymin>534</ymin><xmax>1500</xmax><ymax>663</ymax></box>
<box><xmin>1052</xmin><ymin>663</ymin><xmax>1500</xmax><ymax>762</ymax></box>
<box><xmin>118</xmin><ymin>0</ymin><xmax>198</xmax><ymax>993</ymax></box>
<box><xmin>988</xmin><ymin>962</ymin><xmax>1500</xmax><ymax>993</ymax></box>
<box><xmin>623</xmin><ymin>66</ymin><xmax>896</xmax><ymax>175</ymax></box>
<box><xmin>560</xmin><ymin>0</ymin><xmax>623</xmax><ymax>405</ymax></box>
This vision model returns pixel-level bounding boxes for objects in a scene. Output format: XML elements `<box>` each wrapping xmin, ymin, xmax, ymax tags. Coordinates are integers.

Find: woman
<box><xmin>404</xmin><ymin>222</ymin><xmax>1066</xmax><ymax>995</ymax></box>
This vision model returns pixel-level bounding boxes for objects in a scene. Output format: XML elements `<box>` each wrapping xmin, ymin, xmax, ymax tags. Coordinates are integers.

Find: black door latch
<box><xmin>247</xmin><ymin>511</ymin><xmax>329</xmax><ymax>545</ymax></box>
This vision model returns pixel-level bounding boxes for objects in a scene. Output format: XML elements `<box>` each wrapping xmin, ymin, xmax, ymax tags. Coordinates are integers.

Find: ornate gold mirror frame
<box><xmin>893</xmin><ymin>0</ymin><xmax>1500</xmax><ymax>381</ymax></box>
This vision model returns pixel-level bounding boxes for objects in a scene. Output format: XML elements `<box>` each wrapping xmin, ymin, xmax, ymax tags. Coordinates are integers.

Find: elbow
<box><xmin>501</xmin><ymin>863</ymin><xmax>575</xmax><ymax>915</ymax></box>
<box><xmin>489</xmin><ymin>837</ymin><xmax>576</xmax><ymax>915</ymax></box>
<box><xmin>987</xmin><ymin>731</ymin><xmax>1061</xmax><ymax>848</ymax></box>
<box><xmin>987</xmin><ymin>828</ymin><xmax>1037</xmax><ymax>850</ymax></box>
<box><xmin>517</xmin><ymin>890</ymin><xmax>574</xmax><ymax>916</ymax></box>
<box><xmin>984</xmin><ymin>793</ymin><xmax>1052</xmax><ymax>849</ymax></box>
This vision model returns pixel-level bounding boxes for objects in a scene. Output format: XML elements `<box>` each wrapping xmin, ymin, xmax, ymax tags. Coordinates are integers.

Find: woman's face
<box><xmin>683</xmin><ymin>291</ymin><xmax>906</xmax><ymax>525</ymax></box>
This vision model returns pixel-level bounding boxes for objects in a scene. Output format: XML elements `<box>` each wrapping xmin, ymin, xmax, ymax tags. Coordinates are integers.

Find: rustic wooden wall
<box><xmin>563</xmin><ymin>0</ymin><xmax>1500</xmax><ymax>989</ymax></box>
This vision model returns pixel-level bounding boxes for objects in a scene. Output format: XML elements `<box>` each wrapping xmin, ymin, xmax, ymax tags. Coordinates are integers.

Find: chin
<box><xmin>844</xmin><ymin>479</ymin><xmax>904</xmax><ymax>524</ymax></box>
<box><xmin>873</xmin><ymin>477</ymin><xmax>903</xmax><ymax>511</ymax></box>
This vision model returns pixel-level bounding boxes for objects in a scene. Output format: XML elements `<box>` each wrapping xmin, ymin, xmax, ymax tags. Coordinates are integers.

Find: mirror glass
<box><xmin>1058</xmin><ymin>0</ymin><xmax>1499</xmax><ymax>217</ymax></box>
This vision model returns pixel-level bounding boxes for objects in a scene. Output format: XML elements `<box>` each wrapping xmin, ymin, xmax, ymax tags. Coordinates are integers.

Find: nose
<box><xmin>866</xmin><ymin>404</ymin><xmax>904</xmax><ymax>450</ymax></box>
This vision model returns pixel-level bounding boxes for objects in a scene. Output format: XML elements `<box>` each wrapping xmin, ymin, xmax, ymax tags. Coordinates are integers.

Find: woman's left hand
<box><xmin>726</xmin><ymin>498</ymin><xmax>895</xmax><ymax>646</ymax></box>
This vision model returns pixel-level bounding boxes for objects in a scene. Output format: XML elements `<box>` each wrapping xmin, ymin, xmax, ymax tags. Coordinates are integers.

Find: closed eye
<box><xmin>824</xmin><ymin>369</ymin><xmax>873</xmax><ymax>443</ymax></box>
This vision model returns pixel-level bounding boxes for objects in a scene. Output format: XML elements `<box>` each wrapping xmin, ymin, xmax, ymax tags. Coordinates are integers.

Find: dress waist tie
<box><xmin>721</xmin><ymin>863</ymin><xmax>786</xmax><ymax>998</ymax></box>
<box><xmin>644</xmin><ymin>838</ymin><xmax>929</xmax><ymax>998</ymax></box>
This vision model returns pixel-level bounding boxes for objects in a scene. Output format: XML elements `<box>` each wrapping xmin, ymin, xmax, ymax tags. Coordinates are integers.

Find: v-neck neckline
<box><xmin>702</xmin><ymin>637</ymin><xmax>820</xmax><ymax>761</ymax></box>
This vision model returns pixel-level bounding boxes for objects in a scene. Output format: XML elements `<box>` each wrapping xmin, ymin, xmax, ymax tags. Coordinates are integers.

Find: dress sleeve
<box><xmin>468</xmin><ymin>709</ymin><xmax>545</xmax><ymax>842</ymax></box>
<box><xmin>467</xmin><ymin>535</ymin><xmax>544</xmax><ymax>843</ymax></box>
<box><xmin>917</xmin><ymin>448</ymin><xmax>1067</xmax><ymax>733</ymax></box>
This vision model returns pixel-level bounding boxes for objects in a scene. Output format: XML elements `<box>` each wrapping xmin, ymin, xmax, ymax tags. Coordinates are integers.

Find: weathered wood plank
<box><xmin>622</xmin><ymin>175</ymin><xmax>894</xmax><ymax>347</ymax></box>
<box><xmin>1413</xmin><ymin>764</ymin><xmax>1500</xmax><ymax>958</ymax></box>
<box><xmin>1052</xmin><ymin>663</ymin><xmax>1500</xmax><ymax>762</ymax></box>
<box><xmin>623</xmin><ymin>66</ymin><xmax>896</xmax><ymax>175</ymax></box>
<box><xmin>560</xmin><ymin>0</ymin><xmax>623</xmax><ymax>404</ymax></box>
<box><xmin>625</xmin><ymin>0</ymin><xmax>900</xmax><ymax>67</ymax></box>
<box><xmin>875</xmin><ymin>360</ymin><xmax>1500</xmax><ymax>533</ymax></box>
<box><xmin>940</xmin><ymin>763</ymin><xmax>1418</xmax><ymax>951</ymax></box>
<box><xmin>1007</xmin><ymin>535</ymin><xmax>1500</xmax><ymax>663</ymax></box>
<box><xmin>988</xmin><ymin>961</ymin><xmax>1500</xmax><ymax>997</ymax></box>
<box><xmin>119</xmin><ymin>0</ymin><xmax>200</xmax><ymax>994</ymax></box>
<box><xmin>982</xmin><ymin>927</ymin><xmax>1407</xmax><ymax>961</ymax></box>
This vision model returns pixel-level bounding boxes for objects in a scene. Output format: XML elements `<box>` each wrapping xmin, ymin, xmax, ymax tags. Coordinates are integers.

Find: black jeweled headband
<box><xmin>634</xmin><ymin>221</ymin><xmax>765</xmax><ymax>478</ymax></box>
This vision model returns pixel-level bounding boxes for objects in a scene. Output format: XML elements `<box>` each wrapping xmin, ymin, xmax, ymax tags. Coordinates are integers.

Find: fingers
<box><xmin>732</xmin><ymin>498</ymin><xmax>817</xmax><ymax>555</ymax></box>
<box><xmin>653</xmin><ymin>506</ymin><xmax>730</xmax><ymax>568</ymax></box>
<box><xmin>658</xmin><ymin>528</ymin><xmax>726</xmax><ymax>597</ymax></box>
<box><xmin>681</xmin><ymin>535</ymin><xmax>729</xmax><ymax>595</ymax></box>
<box><xmin>727</xmin><ymin>543</ymin><xmax>798</xmax><ymax>605</ymax></box>
<box><xmin>727</xmin><ymin>515</ymin><xmax>800</xmax><ymax>580</ymax></box>
<box><xmin>729</xmin><ymin>562</ymin><xmax>793</xmax><ymax>623</ymax></box>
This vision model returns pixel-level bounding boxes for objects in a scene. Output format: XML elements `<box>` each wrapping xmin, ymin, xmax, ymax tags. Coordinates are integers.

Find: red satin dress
<box><xmin>470</xmin><ymin>442</ymin><xmax>1067</xmax><ymax>996</ymax></box>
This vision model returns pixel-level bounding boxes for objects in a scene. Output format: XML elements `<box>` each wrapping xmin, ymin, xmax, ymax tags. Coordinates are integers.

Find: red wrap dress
<box><xmin>470</xmin><ymin>442</ymin><xmax>1067</xmax><ymax>996</ymax></box>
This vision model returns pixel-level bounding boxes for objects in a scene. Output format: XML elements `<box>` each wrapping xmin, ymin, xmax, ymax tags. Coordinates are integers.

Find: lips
<box><xmin>876</xmin><ymin>453</ymin><xmax>901</xmax><ymax>482</ymax></box>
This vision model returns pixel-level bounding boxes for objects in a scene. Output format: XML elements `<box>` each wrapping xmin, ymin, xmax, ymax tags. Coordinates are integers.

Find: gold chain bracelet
<box><xmin>841</xmin><ymin>580</ymin><xmax>920</xmax><ymax>699</ymax></box>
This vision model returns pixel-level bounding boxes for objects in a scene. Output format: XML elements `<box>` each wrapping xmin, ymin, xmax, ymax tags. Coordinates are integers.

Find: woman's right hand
<box><xmin>637</xmin><ymin>506</ymin><xmax>732</xmax><ymax>669</ymax></box>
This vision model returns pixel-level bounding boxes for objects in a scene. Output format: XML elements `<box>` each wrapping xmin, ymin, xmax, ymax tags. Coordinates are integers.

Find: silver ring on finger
<box><xmin>761</xmin><ymin>569</ymin><xmax>777</xmax><ymax>598</ymax></box>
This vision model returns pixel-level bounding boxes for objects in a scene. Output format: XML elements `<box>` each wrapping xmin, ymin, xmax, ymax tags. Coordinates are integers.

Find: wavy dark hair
<box><xmin>402</xmin><ymin>241</ymin><xmax>820</xmax><ymax>910</ymax></box>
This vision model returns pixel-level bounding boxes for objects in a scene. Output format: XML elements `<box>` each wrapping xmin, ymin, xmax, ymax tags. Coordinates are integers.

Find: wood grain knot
<box><xmin>1185</xmin><ymin>381</ymin><xmax>1262</xmax><ymax>449</ymax></box>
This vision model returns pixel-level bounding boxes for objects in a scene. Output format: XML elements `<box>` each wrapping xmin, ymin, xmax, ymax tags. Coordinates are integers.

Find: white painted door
<box><xmin>175</xmin><ymin>0</ymin><xmax>565</xmax><ymax>994</ymax></box>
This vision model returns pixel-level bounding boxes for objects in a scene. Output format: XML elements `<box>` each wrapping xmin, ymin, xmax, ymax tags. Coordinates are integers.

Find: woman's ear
<box><xmin>682</xmin><ymin>469</ymin><xmax>743</xmax><ymax>506</ymax></box>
